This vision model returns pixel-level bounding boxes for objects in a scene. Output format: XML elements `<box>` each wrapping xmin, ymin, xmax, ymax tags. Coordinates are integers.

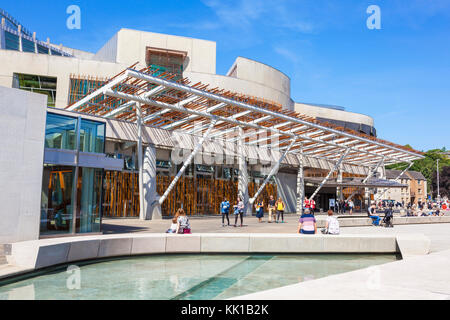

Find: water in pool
<box><xmin>0</xmin><ymin>254</ymin><xmax>398</xmax><ymax>300</ymax></box>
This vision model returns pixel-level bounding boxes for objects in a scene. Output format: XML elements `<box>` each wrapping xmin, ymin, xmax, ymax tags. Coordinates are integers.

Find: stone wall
<box><xmin>0</xmin><ymin>87</ymin><xmax>47</xmax><ymax>243</ymax></box>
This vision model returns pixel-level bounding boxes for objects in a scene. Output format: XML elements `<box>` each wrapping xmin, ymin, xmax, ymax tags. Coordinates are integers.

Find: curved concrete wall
<box><xmin>185</xmin><ymin>70</ymin><xmax>295</xmax><ymax>110</ymax></box>
<box><xmin>7</xmin><ymin>233</ymin><xmax>402</xmax><ymax>272</ymax></box>
<box><xmin>295</xmin><ymin>103</ymin><xmax>375</xmax><ymax>127</ymax></box>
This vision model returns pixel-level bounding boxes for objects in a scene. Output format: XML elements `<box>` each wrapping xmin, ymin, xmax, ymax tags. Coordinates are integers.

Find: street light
<box><xmin>437</xmin><ymin>158</ymin><xmax>440</xmax><ymax>203</ymax></box>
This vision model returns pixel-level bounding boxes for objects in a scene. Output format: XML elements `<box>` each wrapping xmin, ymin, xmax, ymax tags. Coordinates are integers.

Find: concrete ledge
<box><xmin>396</xmin><ymin>234</ymin><xmax>431</xmax><ymax>259</ymax></box>
<box><xmin>2</xmin><ymin>233</ymin><xmax>430</xmax><ymax>280</ymax></box>
<box><xmin>323</xmin><ymin>216</ymin><xmax>450</xmax><ymax>228</ymax></box>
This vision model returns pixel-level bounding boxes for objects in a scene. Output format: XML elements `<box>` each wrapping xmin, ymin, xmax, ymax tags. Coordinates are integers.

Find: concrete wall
<box><xmin>295</xmin><ymin>103</ymin><xmax>374</xmax><ymax>127</ymax></box>
<box><xmin>93</xmin><ymin>33</ymin><xmax>118</xmax><ymax>63</ymax></box>
<box><xmin>0</xmin><ymin>50</ymin><xmax>129</xmax><ymax>108</ymax></box>
<box><xmin>223</xmin><ymin>57</ymin><xmax>293</xmax><ymax>109</ymax></box>
<box><xmin>185</xmin><ymin>70</ymin><xmax>295</xmax><ymax>111</ymax></box>
<box><xmin>112</xmin><ymin>29</ymin><xmax>216</xmax><ymax>74</ymax></box>
<box><xmin>0</xmin><ymin>87</ymin><xmax>47</xmax><ymax>243</ymax></box>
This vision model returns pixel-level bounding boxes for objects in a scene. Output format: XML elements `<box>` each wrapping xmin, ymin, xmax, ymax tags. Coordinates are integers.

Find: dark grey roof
<box><xmin>406</xmin><ymin>171</ymin><xmax>426</xmax><ymax>180</ymax></box>
<box><xmin>385</xmin><ymin>169</ymin><xmax>410</xmax><ymax>180</ymax></box>
<box><xmin>385</xmin><ymin>169</ymin><xmax>426</xmax><ymax>181</ymax></box>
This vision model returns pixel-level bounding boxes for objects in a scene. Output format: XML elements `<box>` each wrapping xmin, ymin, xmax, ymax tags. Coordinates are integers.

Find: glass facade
<box><xmin>40</xmin><ymin>113</ymin><xmax>106</xmax><ymax>237</ymax></box>
<box><xmin>4</xmin><ymin>31</ymin><xmax>20</xmax><ymax>50</ymax></box>
<box><xmin>45</xmin><ymin>113</ymin><xmax>77</xmax><ymax>150</ymax></box>
<box><xmin>75</xmin><ymin>167</ymin><xmax>103</xmax><ymax>233</ymax></box>
<box><xmin>13</xmin><ymin>73</ymin><xmax>57</xmax><ymax>107</ymax></box>
<box><xmin>0</xmin><ymin>9</ymin><xmax>72</xmax><ymax>57</ymax></box>
<box><xmin>80</xmin><ymin>119</ymin><xmax>105</xmax><ymax>153</ymax></box>
<box><xmin>21</xmin><ymin>37</ymin><xmax>36</xmax><ymax>53</ymax></box>
<box><xmin>40</xmin><ymin>165</ymin><xmax>75</xmax><ymax>235</ymax></box>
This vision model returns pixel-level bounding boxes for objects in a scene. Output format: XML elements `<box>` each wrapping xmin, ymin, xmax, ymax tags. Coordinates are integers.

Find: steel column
<box><xmin>309</xmin><ymin>148</ymin><xmax>351</xmax><ymax>201</ymax></box>
<box><xmin>375</xmin><ymin>162</ymin><xmax>413</xmax><ymax>202</ymax></box>
<box><xmin>346</xmin><ymin>157</ymin><xmax>385</xmax><ymax>201</ymax></box>
<box><xmin>296</xmin><ymin>145</ymin><xmax>305</xmax><ymax>214</ymax></box>
<box><xmin>250</xmin><ymin>138</ymin><xmax>297</xmax><ymax>205</ymax></box>
<box><xmin>158</xmin><ymin>119</ymin><xmax>217</xmax><ymax>205</ymax></box>
<box><xmin>137</xmin><ymin>103</ymin><xmax>145</xmax><ymax>220</ymax></box>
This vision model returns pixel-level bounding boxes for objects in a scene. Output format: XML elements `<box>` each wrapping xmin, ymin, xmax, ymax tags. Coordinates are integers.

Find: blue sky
<box><xmin>2</xmin><ymin>0</ymin><xmax>449</xmax><ymax>151</ymax></box>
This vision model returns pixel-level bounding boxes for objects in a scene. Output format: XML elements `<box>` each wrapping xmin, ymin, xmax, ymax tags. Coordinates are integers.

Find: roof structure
<box><xmin>304</xmin><ymin>177</ymin><xmax>408</xmax><ymax>188</ymax></box>
<box><xmin>65</xmin><ymin>66</ymin><xmax>424</xmax><ymax>168</ymax></box>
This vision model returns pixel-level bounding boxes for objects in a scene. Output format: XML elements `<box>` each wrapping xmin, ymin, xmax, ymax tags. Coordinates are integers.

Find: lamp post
<box><xmin>437</xmin><ymin>159</ymin><xmax>440</xmax><ymax>203</ymax></box>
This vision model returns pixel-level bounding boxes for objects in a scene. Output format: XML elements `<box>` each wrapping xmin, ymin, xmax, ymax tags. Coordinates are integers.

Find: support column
<box><xmin>296</xmin><ymin>146</ymin><xmax>304</xmax><ymax>214</ymax></box>
<box><xmin>250</xmin><ymin>138</ymin><xmax>296</xmax><ymax>205</ymax></box>
<box><xmin>309</xmin><ymin>148</ymin><xmax>351</xmax><ymax>201</ymax></box>
<box><xmin>337</xmin><ymin>164</ymin><xmax>343</xmax><ymax>202</ymax></box>
<box><xmin>375</xmin><ymin>162</ymin><xmax>413</xmax><ymax>202</ymax></box>
<box><xmin>159</xmin><ymin>120</ymin><xmax>217</xmax><ymax>206</ymax></box>
<box><xmin>136</xmin><ymin>103</ymin><xmax>145</xmax><ymax>220</ymax></box>
<box><xmin>238</xmin><ymin>127</ymin><xmax>250</xmax><ymax>216</ymax></box>
<box><xmin>143</xmin><ymin>144</ymin><xmax>161</xmax><ymax>220</ymax></box>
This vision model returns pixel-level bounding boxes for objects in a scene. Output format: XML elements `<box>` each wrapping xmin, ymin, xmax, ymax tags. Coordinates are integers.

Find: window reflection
<box><xmin>45</xmin><ymin>113</ymin><xmax>77</xmax><ymax>150</ymax></box>
<box><xmin>75</xmin><ymin>167</ymin><xmax>103</xmax><ymax>233</ymax></box>
<box><xmin>80</xmin><ymin>119</ymin><xmax>105</xmax><ymax>153</ymax></box>
<box><xmin>40</xmin><ymin>165</ymin><xmax>75</xmax><ymax>235</ymax></box>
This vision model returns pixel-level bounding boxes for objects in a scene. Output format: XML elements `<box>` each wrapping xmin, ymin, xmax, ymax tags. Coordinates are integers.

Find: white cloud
<box><xmin>273</xmin><ymin>46</ymin><xmax>300</xmax><ymax>64</ymax></box>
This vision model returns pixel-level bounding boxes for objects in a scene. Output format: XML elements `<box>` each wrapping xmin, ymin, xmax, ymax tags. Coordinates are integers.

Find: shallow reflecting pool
<box><xmin>0</xmin><ymin>254</ymin><xmax>398</xmax><ymax>300</ymax></box>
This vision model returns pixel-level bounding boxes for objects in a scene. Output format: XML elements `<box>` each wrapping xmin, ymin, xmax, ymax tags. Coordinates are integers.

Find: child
<box><xmin>175</xmin><ymin>208</ymin><xmax>191</xmax><ymax>234</ymax></box>
<box><xmin>166</xmin><ymin>216</ymin><xmax>178</xmax><ymax>234</ymax></box>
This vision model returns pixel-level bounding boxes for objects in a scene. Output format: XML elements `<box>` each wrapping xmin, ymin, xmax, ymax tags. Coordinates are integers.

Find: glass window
<box><xmin>51</xmin><ymin>49</ymin><xmax>62</xmax><ymax>56</ymax></box>
<box><xmin>146</xmin><ymin>47</ymin><xmax>185</xmax><ymax>79</ymax></box>
<box><xmin>75</xmin><ymin>167</ymin><xmax>103</xmax><ymax>233</ymax></box>
<box><xmin>22</xmin><ymin>37</ymin><xmax>35</xmax><ymax>53</ymax></box>
<box><xmin>45</xmin><ymin>113</ymin><xmax>77</xmax><ymax>150</ymax></box>
<box><xmin>13</xmin><ymin>73</ymin><xmax>57</xmax><ymax>107</ymax></box>
<box><xmin>37</xmin><ymin>44</ymin><xmax>49</xmax><ymax>54</ymax></box>
<box><xmin>4</xmin><ymin>31</ymin><xmax>19</xmax><ymax>50</ymax></box>
<box><xmin>79</xmin><ymin>119</ymin><xmax>105</xmax><ymax>153</ymax></box>
<box><xmin>40</xmin><ymin>165</ymin><xmax>75</xmax><ymax>236</ymax></box>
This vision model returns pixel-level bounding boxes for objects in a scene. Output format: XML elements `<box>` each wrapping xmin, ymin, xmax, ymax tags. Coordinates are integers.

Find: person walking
<box><xmin>276</xmin><ymin>198</ymin><xmax>286</xmax><ymax>223</ymax></box>
<box><xmin>298</xmin><ymin>209</ymin><xmax>317</xmax><ymax>235</ymax></box>
<box><xmin>220</xmin><ymin>197</ymin><xmax>231</xmax><ymax>227</ymax></box>
<box><xmin>348</xmin><ymin>199</ymin><xmax>354</xmax><ymax>215</ymax></box>
<box><xmin>234</xmin><ymin>198</ymin><xmax>244</xmax><ymax>227</ymax></box>
<box><xmin>268</xmin><ymin>195</ymin><xmax>276</xmax><ymax>223</ymax></box>
<box><xmin>310</xmin><ymin>198</ymin><xmax>316</xmax><ymax>214</ymax></box>
<box><xmin>255</xmin><ymin>199</ymin><xmax>264</xmax><ymax>223</ymax></box>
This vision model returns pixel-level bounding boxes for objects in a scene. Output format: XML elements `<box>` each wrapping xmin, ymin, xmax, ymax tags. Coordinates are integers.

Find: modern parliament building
<box><xmin>0</xmin><ymin>9</ymin><xmax>423</xmax><ymax>242</ymax></box>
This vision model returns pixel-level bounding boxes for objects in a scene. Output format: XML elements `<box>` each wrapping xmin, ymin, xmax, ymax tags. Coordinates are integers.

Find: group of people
<box><xmin>333</xmin><ymin>199</ymin><xmax>355</xmax><ymax>215</ymax></box>
<box><xmin>220</xmin><ymin>195</ymin><xmax>287</xmax><ymax>227</ymax></box>
<box><xmin>220</xmin><ymin>197</ymin><xmax>245</xmax><ymax>227</ymax></box>
<box><xmin>296</xmin><ymin>209</ymin><xmax>340</xmax><ymax>235</ymax></box>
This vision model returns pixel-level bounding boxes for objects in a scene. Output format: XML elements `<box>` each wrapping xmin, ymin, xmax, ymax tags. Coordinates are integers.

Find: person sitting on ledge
<box><xmin>175</xmin><ymin>208</ymin><xmax>191</xmax><ymax>234</ymax></box>
<box><xmin>321</xmin><ymin>210</ymin><xmax>340</xmax><ymax>235</ymax></box>
<box><xmin>298</xmin><ymin>209</ymin><xmax>317</xmax><ymax>235</ymax></box>
<box><xmin>368</xmin><ymin>203</ymin><xmax>381</xmax><ymax>226</ymax></box>
<box><xmin>166</xmin><ymin>215</ymin><xmax>178</xmax><ymax>234</ymax></box>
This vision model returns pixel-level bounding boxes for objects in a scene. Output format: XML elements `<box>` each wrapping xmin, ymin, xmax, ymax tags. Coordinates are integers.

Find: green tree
<box><xmin>386</xmin><ymin>147</ymin><xmax>450</xmax><ymax>194</ymax></box>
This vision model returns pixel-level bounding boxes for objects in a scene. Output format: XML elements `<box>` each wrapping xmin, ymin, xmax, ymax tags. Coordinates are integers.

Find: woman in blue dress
<box><xmin>255</xmin><ymin>199</ymin><xmax>264</xmax><ymax>223</ymax></box>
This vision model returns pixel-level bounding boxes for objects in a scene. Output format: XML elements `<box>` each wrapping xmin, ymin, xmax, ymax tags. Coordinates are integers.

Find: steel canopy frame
<box><xmin>66</xmin><ymin>67</ymin><xmax>424</xmax><ymax>169</ymax></box>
